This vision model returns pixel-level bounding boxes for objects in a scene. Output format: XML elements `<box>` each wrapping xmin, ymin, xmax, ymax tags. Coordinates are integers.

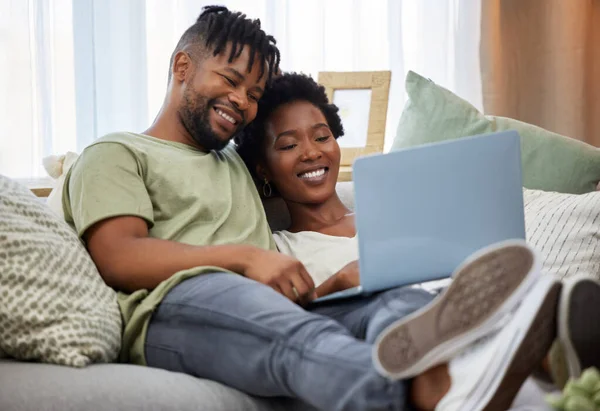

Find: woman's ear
<box><xmin>256</xmin><ymin>164</ymin><xmax>270</xmax><ymax>181</ymax></box>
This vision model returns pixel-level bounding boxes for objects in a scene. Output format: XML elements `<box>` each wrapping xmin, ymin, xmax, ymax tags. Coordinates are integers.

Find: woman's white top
<box><xmin>272</xmin><ymin>230</ymin><xmax>358</xmax><ymax>287</ymax></box>
<box><xmin>273</xmin><ymin>230</ymin><xmax>451</xmax><ymax>293</ymax></box>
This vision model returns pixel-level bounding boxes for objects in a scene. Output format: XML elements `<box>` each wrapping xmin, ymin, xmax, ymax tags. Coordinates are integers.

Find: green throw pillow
<box><xmin>392</xmin><ymin>71</ymin><xmax>600</xmax><ymax>194</ymax></box>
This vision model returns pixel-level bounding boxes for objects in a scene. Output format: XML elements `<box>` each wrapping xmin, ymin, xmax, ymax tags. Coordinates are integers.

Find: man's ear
<box><xmin>172</xmin><ymin>51</ymin><xmax>192</xmax><ymax>82</ymax></box>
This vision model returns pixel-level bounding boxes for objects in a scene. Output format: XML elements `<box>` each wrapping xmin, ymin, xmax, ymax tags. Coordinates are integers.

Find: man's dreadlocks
<box><xmin>168</xmin><ymin>5</ymin><xmax>280</xmax><ymax>82</ymax></box>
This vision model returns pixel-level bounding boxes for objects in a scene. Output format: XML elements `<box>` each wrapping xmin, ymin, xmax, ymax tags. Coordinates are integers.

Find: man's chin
<box><xmin>208</xmin><ymin>126</ymin><xmax>241</xmax><ymax>150</ymax></box>
<box><xmin>191</xmin><ymin>133</ymin><xmax>230</xmax><ymax>152</ymax></box>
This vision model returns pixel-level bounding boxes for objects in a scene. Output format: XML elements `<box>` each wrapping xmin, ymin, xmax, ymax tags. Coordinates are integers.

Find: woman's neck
<box><xmin>285</xmin><ymin>194</ymin><xmax>355</xmax><ymax>237</ymax></box>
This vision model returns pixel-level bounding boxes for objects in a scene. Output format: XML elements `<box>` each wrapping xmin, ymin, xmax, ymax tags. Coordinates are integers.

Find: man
<box><xmin>62</xmin><ymin>6</ymin><xmax>597</xmax><ymax>411</ymax></box>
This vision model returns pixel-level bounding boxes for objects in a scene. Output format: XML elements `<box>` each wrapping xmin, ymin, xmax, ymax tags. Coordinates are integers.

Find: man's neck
<box><xmin>144</xmin><ymin>105</ymin><xmax>206</xmax><ymax>151</ymax></box>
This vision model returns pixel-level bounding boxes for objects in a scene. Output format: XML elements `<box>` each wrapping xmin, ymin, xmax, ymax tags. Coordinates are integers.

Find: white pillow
<box><xmin>43</xmin><ymin>151</ymin><xmax>79</xmax><ymax>218</ymax></box>
<box><xmin>524</xmin><ymin>189</ymin><xmax>600</xmax><ymax>280</ymax></box>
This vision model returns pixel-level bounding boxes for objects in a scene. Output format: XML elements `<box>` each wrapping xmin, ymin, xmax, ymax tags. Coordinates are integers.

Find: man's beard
<box><xmin>179</xmin><ymin>89</ymin><xmax>240</xmax><ymax>152</ymax></box>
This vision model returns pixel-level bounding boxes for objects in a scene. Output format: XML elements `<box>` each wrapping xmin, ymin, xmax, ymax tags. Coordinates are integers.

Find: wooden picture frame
<box><xmin>318</xmin><ymin>71</ymin><xmax>391</xmax><ymax>181</ymax></box>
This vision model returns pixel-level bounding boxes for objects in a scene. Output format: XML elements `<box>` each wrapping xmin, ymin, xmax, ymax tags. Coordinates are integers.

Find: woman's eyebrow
<box><xmin>275</xmin><ymin>129</ymin><xmax>297</xmax><ymax>141</ymax></box>
<box><xmin>312</xmin><ymin>123</ymin><xmax>330</xmax><ymax>130</ymax></box>
<box><xmin>275</xmin><ymin>123</ymin><xmax>330</xmax><ymax>141</ymax></box>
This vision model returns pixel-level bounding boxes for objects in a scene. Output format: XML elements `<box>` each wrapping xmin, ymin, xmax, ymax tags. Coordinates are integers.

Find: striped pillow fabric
<box><xmin>524</xmin><ymin>189</ymin><xmax>600</xmax><ymax>281</ymax></box>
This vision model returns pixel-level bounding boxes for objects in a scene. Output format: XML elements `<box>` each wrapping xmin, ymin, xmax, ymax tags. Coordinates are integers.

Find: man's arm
<box><xmin>86</xmin><ymin>215</ymin><xmax>317</xmax><ymax>302</ymax></box>
<box><xmin>67</xmin><ymin>142</ymin><xmax>315</xmax><ymax>301</ymax></box>
<box><xmin>85</xmin><ymin>215</ymin><xmax>257</xmax><ymax>292</ymax></box>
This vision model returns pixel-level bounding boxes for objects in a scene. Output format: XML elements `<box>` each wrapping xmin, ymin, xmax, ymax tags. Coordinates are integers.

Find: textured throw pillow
<box><xmin>0</xmin><ymin>175</ymin><xmax>122</xmax><ymax>367</ymax></box>
<box><xmin>524</xmin><ymin>189</ymin><xmax>600</xmax><ymax>281</ymax></box>
<box><xmin>392</xmin><ymin>71</ymin><xmax>600</xmax><ymax>194</ymax></box>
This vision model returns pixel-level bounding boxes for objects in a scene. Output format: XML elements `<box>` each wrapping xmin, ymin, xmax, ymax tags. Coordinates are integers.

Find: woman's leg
<box><xmin>310</xmin><ymin>287</ymin><xmax>447</xmax><ymax>411</ymax></box>
<box><xmin>145</xmin><ymin>273</ymin><xmax>409</xmax><ymax>411</ymax></box>
<box><xmin>308</xmin><ymin>286</ymin><xmax>435</xmax><ymax>344</ymax></box>
<box><xmin>308</xmin><ymin>241</ymin><xmax>546</xmax><ymax>411</ymax></box>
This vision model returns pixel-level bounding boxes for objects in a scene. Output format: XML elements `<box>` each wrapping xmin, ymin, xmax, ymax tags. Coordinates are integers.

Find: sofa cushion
<box><xmin>0</xmin><ymin>175</ymin><xmax>122</xmax><ymax>367</ymax></box>
<box><xmin>392</xmin><ymin>71</ymin><xmax>600</xmax><ymax>194</ymax></box>
<box><xmin>0</xmin><ymin>360</ymin><xmax>314</xmax><ymax>411</ymax></box>
<box><xmin>524</xmin><ymin>189</ymin><xmax>600</xmax><ymax>281</ymax></box>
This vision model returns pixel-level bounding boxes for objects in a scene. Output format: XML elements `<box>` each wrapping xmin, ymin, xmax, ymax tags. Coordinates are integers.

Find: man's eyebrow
<box><xmin>224</xmin><ymin>67</ymin><xmax>264</xmax><ymax>94</ymax></box>
<box><xmin>224</xmin><ymin>67</ymin><xmax>245</xmax><ymax>80</ymax></box>
<box><xmin>312</xmin><ymin>123</ymin><xmax>330</xmax><ymax>130</ymax></box>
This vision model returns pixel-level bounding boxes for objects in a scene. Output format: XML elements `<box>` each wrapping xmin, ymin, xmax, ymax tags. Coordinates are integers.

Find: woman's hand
<box><xmin>315</xmin><ymin>260</ymin><xmax>360</xmax><ymax>297</ymax></box>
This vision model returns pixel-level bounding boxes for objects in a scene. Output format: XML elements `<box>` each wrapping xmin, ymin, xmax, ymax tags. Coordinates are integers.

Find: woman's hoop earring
<box><xmin>263</xmin><ymin>179</ymin><xmax>273</xmax><ymax>198</ymax></box>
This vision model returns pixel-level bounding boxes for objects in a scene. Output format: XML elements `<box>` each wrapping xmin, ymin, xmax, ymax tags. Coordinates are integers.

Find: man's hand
<box><xmin>315</xmin><ymin>260</ymin><xmax>360</xmax><ymax>297</ymax></box>
<box><xmin>243</xmin><ymin>249</ymin><xmax>317</xmax><ymax>304</ymax></box>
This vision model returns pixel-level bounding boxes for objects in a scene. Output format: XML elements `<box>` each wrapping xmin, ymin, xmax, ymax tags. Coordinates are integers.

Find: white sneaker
<box><xmin>374</xmin><ymin>239</ymin><xmax>542</xmax><ymax>379</ymax></box>
<box><xmin>436</xmin><ymin>275</ymin><xmax>561</xmax><ymax>411</ymax></box>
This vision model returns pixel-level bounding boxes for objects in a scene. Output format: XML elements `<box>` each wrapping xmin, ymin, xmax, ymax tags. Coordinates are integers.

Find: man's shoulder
<box><xmin>89</xmin><ymin>132</ymin><xmax>147</xmax><ymax>150</ymax></box>
<box><xmin>220</xmin><ymin>143</ymin><xmax>249</xmax><ymax>168</ymax></box>
<box><xmin>80</xmin><ymin>132</ymin><xmax>174</xmax><ymax>167</ymax></box>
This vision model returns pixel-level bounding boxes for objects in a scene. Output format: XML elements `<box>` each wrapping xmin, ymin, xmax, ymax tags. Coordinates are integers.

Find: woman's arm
<box><xmin>315</xmin><ymin>260</ymin><xmax>360</xmax><ymax>297</ymax></box>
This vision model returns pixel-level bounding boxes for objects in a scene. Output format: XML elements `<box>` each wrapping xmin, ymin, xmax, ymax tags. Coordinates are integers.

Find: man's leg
<box><xmin>309</xmin><ymin>288</ymin><xmax>443</xmax><ymax>410</ymax></box>
<box><xmin>145</xmin><ymin>273</ymin><xmax>409</xmax><ymax>411</ymax></box>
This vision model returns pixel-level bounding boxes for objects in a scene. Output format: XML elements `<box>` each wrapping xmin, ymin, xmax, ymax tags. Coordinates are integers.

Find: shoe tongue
<box><xmin>435</xmin><ymin>331</ymin><xmax>503</xmax><ymax>411</ymax></box>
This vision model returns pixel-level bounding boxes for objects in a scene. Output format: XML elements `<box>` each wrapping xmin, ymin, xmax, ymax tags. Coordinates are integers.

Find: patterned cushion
<box><xmin>524</xmin><ymin>189</ymin><xmax>600</xmax><ymax>280</ymax></box>
<box><xmin>0</xmin><ymin>175</ymin><xmax>122</xmax><ymax>367</ymax></box>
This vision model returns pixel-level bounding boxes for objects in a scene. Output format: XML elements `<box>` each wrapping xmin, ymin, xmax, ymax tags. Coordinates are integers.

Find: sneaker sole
<box><xmin>559</xmin><ymin>277</ymin><xmax>600</xmax><ymax>379</ymax></box>
<box><xmin>480</xmin><ymin>280</ymin><xmax>561</xmax><ymax>411</ymax></box>
<box><xmin>374</xmin><ymin>240</ymin><xmax>540</xmax><ymax>379</ymax></box>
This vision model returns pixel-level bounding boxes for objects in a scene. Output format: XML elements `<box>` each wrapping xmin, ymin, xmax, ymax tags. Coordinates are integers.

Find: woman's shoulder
<box><xmin>272</xmin><ymin>230</ymin><xmax>297</xmax><ymax>255</ymax></box>
<box><xmin>272</xmin><ymin>230</ymin><xmax>304</xmax><ymax>248</ymax></box>
<box><xmin>273</xmin><ymin>229</ymin><xmax>356</xmax><ymax>251</ymax></box>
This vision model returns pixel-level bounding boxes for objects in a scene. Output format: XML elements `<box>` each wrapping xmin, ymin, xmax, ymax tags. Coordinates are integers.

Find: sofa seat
<box><xmin>0</xmin><ymin>360</ymin><xmax>315</xmax><ymax>411</ymax></box>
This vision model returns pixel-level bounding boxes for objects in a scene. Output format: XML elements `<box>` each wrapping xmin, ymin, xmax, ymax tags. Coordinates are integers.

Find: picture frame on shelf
<box><xmin>318</xmin><ymin>70</ymin><xmax>391</xmax><ymax>181</ymax></box>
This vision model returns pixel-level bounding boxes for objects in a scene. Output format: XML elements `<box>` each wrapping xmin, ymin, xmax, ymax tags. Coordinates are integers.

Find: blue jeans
<box><xmin>145</xmin><ymin>273</ymin><xmax>434</xmax><ymax>411</ymax></box>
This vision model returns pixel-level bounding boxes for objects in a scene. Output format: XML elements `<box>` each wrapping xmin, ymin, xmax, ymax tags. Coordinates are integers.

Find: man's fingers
<box><xmin>289</xmin><ymin>274</ymin><xmax>311</xmax><ymax>298</ymax></box>
<box><xmin>297</xmin><ymin>265</ymin><xmax>315</xmax><ymax>291</ymax></box>
<box><xmin>271</xmin><ymin>283</ymin><xmax>285</xmax><ymax>297</ymax></box>
<box><xmin>290</xmin><ymin>271</ymin><xmax>316</xmax><ymax>304</ymax></box>
<box><xmin>278</xmin><ymin>280</ymin><xmax>299</xmax><ymax>302</ymax></box>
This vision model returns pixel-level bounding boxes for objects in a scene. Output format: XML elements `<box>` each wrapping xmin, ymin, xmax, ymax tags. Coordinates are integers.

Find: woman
<box><xmin>239</xmin><ymin>74</ymin><xmax>358</xmax><ymax>298</ymax></box>
<box><xmin>236</xmin><ymin>73</ymin><xmax>600</xmax><ymax>410</ymax></box>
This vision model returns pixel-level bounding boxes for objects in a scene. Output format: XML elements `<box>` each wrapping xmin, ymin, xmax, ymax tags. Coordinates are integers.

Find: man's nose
<box><xmin>229</xmin><ymin>90</ymin><xmax>249</xmax><ymax>112</ymax></box>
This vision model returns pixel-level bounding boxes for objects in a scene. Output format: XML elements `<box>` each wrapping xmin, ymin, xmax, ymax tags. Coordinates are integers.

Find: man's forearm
<box><xmin>92</xmin><ymin>237</ymin><xmax>257</xmax><ymax>292</ymax></box>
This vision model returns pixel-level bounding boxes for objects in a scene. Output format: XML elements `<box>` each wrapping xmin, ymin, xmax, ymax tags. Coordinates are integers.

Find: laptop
<box><xmin>312</xmin><ymin>130</ymin><xmax>526</xmax><ymax>303</ymax></box>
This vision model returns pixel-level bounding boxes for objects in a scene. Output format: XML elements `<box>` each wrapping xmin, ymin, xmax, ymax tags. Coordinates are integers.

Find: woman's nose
<box><xmin>302</xmin><ymin>145</ymin><xmax>322</xmax><ymax>161</ymax></box>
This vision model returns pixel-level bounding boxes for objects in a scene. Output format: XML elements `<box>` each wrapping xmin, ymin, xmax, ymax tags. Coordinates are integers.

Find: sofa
<box><xmin>2</xmin><ymin>71</ymin><xmax>600</xmax><ymax>411</ymax></box>
<box><xmin>3</xmin><ymin>179</ymin><xmax>578</xmax><ymax>411</ymax></box>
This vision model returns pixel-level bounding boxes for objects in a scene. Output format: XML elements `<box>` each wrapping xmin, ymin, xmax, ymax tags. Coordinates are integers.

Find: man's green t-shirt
<box><xmin>62</xmin><ymin>132</ymin><xmax>276</xmax><ymax>365</ymax></box>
